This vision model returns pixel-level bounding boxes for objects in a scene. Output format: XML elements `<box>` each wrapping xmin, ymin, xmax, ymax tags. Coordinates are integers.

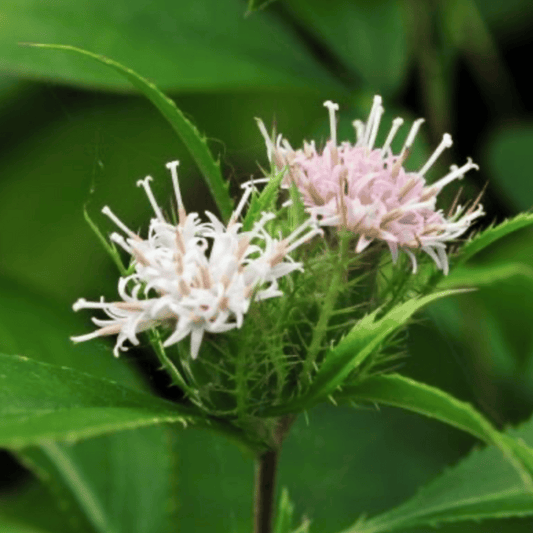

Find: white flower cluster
<box><xmin>72</xmin><ymin>161</ymin><xmax>320</xmax><ymax>359</ymax></box>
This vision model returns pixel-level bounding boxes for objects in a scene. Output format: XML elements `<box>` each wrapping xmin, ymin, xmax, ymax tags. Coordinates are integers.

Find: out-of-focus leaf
<box><xmin>1</xmin><ymin>0</ymin><xmax>343</xmax><ymax>92</ymax></box>
<box><xmin>28</xmin><ymin>44</ymin><xmax>233</xmax><ymax>220</ymax></box>
<box><xmin>283</xmin><ymin>0</ymin><xmax>408</xmax><ymax>95</ymax></box>
<box><xmin>476</xmin><ymin>0</ymin><xmax>533</xmax><ymax>36</ymax></box>
<box><xmin>456</xmin><ymin>213</ymin><xmax>533</xmax><ymax>266</ymax></box>
<box><xmin>337</xmin><ymin>373</ymin><xmax>533</xmax><ymax>490</ymax></box>
<box><xmin>0</xmin><ymin>354</ymin><xmax>197</xmax><ymax>448</ymax></box>
<box><xmin>485</xmin><ymin>125</ymin><xmax>533</xmax><ymax>212</ymax></box>
<box><xmin>342</xmin><ymin>415</ymin><xmax>533</xmax><ymax>533</ymax></box>
<box><xmin>246</xmin><ymin>0</ymin><xmax>279</xmax><ymax>14</ymax></box>
<box><xmin>19</xmin><ymin>428</ymin><xmax>179</xmax><ymax>533</ymax></box>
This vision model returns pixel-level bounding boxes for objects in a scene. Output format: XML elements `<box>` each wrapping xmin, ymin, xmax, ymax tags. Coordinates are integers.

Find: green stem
<box><xmin>302</xmin><ymin>235</ymin><xmax>349</xmax><ymax>385</ymax></box>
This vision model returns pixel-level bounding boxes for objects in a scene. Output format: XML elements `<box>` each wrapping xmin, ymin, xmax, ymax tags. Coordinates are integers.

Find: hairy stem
<box><xmin>302</xmin><ymin>235</ymin><xmax>350</xmax><ymax>384</ymax></box>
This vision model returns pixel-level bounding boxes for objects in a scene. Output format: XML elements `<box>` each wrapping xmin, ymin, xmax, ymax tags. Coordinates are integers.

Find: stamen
<box><xmin>110</xmin><ymin>232</ymin><xmax>133</xmax><ymax>253</ymax></box>
<box><xmin>363</xmin><ymin>95</ymin><xmax>383</xmax><ymax>147</ymax></box>
<box><xmin>102</xmin><ymin>206</ymin><xmax>138</xmax><ymax>238</ymax></box>
<box><xmin>381</xmin><ymin>117</ymin><xmax>404</xmax><ymax>157</ymax></box>
<box><xmin>353</xmin><ymin>120</ymin><xmax>365</xmax><ymax>145</ymax></box>
<box><xmin>419</xmin><ymin>133</ymin><xmax>453</xmax><ymax>176</ymax></box>
<box><xmin>255</xmin><ymin>118</ymin><xmax>275</xmax><ymax>162</ymax></box>
<box><xmin>423</xmin><ymin>158</ymin><xmax>479</xmax><ymax>196</ymax></box>
<box><xmin>229</xmin><ymin>184</ymin><xmax>254</xmax><ymax>225</ymax></box>
<box><xmin>324</xmin><ymin>101</ymin><xmax>340</xmax><ymax>146</ymax></box>
<box><xmin>285</xmin><ymin>226</ymin><xmax>322</xmax><ymax>254</ymax></box>
<box><xmin>367</xmin><ymin>103</ymin><xmax>385</xmax><ymax>151</ymax></box>
<box><xmin>400</xmin><ymin>118</ymin><xmax>425</xmax><ymax>157</ymax></box>
<box><xmin>136</xmin><ymin>176</ymin><xmax>165</xmax><ymax>222</ymax></box>
<box><xmin>165</xmin><ymin>161</ymin><xmax>186</xmax><ymax>224</ymax></box>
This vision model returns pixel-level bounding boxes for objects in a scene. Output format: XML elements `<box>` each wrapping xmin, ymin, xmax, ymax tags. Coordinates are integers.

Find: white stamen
<box><xmin>165</xmin><ymin>161</ymin><xmax>185</xmax><ymax>220</ymax></box>
<box><xmin>367</xmin><ymin>104</ymin><xmax>385</xmax><ymax>151</ymax></box>
<box><xmin>363</xmin><ymin>95</ymin><xmax>383</xmax><ymax>147</ymax></box>
<box><xmin>400</xmin><ymin>118</ymin><xmax>425</xmax><ymax>157</ymax></box>
<box><xmin>110</xmin><ymin>232</ymin><xmax>133</xmax><ymax>253</ymax></box>
<box><xmin>285</xmin><ymin>218</ymin><xmax>315</xmax><ymax>245</ymax></box>
<box><xmin>102</xmin><ymin>206</ymin><xmax>137</xmax><ymax>238</ymax></box>
<box><xmin>427</xmin><ymin>158</ymin><xmax>479</xmax><ymax>192</ymax></box>
<box><xmin>419</xmin><ymin>133</ymin><xmax>453</xmax><ymax>176</ymax></box>
<box><xmin>353</xmin><ymin>120</ymin><xmax>365</xmax><ymax>144</ymax></box>
<box><xmin>324</xmin><ymin>101</ymin><xmax>340</xmax><ymax>146</ymax></box>
<box><xmin>230</xmin><ymin>185</ymin><xmax>254</xmax><ymax>225</ymax></box>
<box><xmin>285</xmin><ymin>227</ymin><xmax>322</xmax><ymax>254</ymax></box>
<box><xmin>255</xmin><ymin>118</ymin><xmax>274</xmax><ymax>161</ymax></box>
<box><xmin>137</xmin><ymin>176</ymin><xmax>165</xmax><ymax>222</ymax></box>
<box><xmin>381</xmin><ymin>117</ymin><xmax>404</xmax><ymax>156</ymax></box>
<box><xmin>71</xmin><ymin>331</ymin><xmax>104</xmax><ymax>343</ymax></box>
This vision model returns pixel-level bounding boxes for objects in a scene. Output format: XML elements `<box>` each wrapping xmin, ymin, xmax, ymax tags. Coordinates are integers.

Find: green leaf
<box><xmin>456</xmin><ymin>213</ymin><xmax>533</xmax><ymax>266</ymax></box>
<box><xmin>485</xmin><ymin>124</ymin><xmax>533</xmax><ymax>212</ymax></box>
<box><xmin>26</xmin><ymin>43</ymin><xmax>233</xmax><ymax>221</ymax></box>
<box><xmin>341</xmin><ymin>414</ymin><xmax>533</xmax><ymax>533</ymax></box>
<box><xmin>303</xmin><ymin>290</ymin><xmax>468</xmax><ymax>408</ymax></box>
<box><xmin>242</xmin><ymin>165</ymin><xmax>286</xmax><ymax>231</ymax></box>
<box><xmin>18</xmin><ymin>427</ymin><xmax>180</xmax><ymax>533</ymax></box>
<box><xmin>441</xmin><ymin>262</ymin><xmax>533</xmax><ymax>290</ymax></box>
<box><xmin>246</xmin><ymin>0</ymin><xmax>279</xmax><ymax>14</ymax></box>
<box><xmin>337</xmin><ymin>373</ymin><xmax>533</xmax><ymax>491</ymax></box>
<box><xmin>274</xmin><ymin>487</ymin><xmax>295</xmax><ymax>533</ymax></box>
<box><xmin>283</xmin><ymin>0</ymin><xmax>409</xmax><ymax>95</ymax></box>
<box><xmin>0</xmin><ymin>353</ymin><xmax>199</xmax><ymax>448</ymax></box>
<box><xmin>2</xmin><ymin>0</ymin><xmax>344</xmax><ymax>93</ymax></box>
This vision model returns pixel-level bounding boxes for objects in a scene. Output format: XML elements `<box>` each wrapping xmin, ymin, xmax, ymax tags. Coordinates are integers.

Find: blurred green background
<box><xmin>1</xmin><ymin>0</ymin><xmax>533</xmax><ymax>532</ymax></box>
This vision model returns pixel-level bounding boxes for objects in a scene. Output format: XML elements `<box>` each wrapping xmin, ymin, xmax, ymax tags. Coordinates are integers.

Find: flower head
<box><xmin>257</xmin><ymin>96</ymin><xmax>484</xmax><ymax>274</ymax></box>
<box><xmin>72</xmin><ymin>161</ymin><xmax>320</xmax><ymax>358</ymax></box>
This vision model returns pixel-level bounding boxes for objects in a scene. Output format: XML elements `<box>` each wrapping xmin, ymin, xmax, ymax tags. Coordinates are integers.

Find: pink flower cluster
<box><xmin>257</xmin><ymin>96</ymin><xmax>484</xmax><ymax>274</ymax></box>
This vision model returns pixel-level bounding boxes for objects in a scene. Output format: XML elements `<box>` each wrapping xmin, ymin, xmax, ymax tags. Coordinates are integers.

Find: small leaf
<box><xmin>337</xmin><ymin>373</ymin><xmax>533</xmax><ymax>491</ymax></box>
<box><xmin>304</xmin><ymin>290</ymin><xmax>468</xmax><ymax>407</ymax></box>
<box><xmin>242</xmin><ymin>166</ymin><xmax>286</xmax><ymax>231</ymax></box>
<box><xmin>0</xmin><ymin>353</ymin><xmax>200</xmax><ymax>448</ymax></box>
<box><xmin>457</xmin><ymin>213</ymin><xmax>533</xmax><ymax>266</ymax></box>
<box><xmin>342</xmin><ymin>412</ymin><xmax>533</xmax><ymax>533</ymax></box>
<box><xmin>25</xmin><ymin>44</ymin><xmax>234</xmax><ymax>221</ymax></box>
<box><xmin>274</xmin><ymin>487</ymin><xmax>295</xmax><ymax>533</ymax></box>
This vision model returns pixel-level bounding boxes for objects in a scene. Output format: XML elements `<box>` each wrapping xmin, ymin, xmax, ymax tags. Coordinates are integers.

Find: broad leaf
<box><xmin>440</xmin><ymin>262</ymin><xmax>533</xmax><ymax>289</ymax></box>
<box><xmin>0</xmin><ymin>354</ymin><xmax>198</xmax><ymax>448</ymax></box>
<box><xmin>485</xmin><ymin>124</ymin><xmax>533</xmax><ymax>212</ymax></box>
<box><xmin>456</xmin><ymin>213</ymin><xmax>533</xmax><ymax>266</ymax></box>
<box><xmin>246</xmin><ymin>0</ymin><xmax>279</xmax><ymax>14</ymax></box>
<box><xmin>341</xmin><ymin>414</ymin><xmax>533</xmax><ymax>533</ymax></box>
<box><xmin>27</xmin><ymin>44</ymin><xmax>233</xmax><ymax>221</ymax></box>
<box><xmin>337</xmin><ymin>373</ymin><xmax>533</xmax><ymax>490</ymax></box>
<box><xmin>2</xmin><ymin>0</ymin><xmax>343</xmax><ymax>92</ymax></box>
<box><xmin>19</xmin><ymin>427</ymin><xmax>180</xmax><ymax>533</ymax></box>
<box><xmin>283</xmin><ymin>0</ymin><xmax>408</xmax><ymax>95</ymax></box>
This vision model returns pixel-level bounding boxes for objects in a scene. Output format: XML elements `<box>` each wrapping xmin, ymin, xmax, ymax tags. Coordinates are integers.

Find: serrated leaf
<box><xmin>440</xmin><ymin>262</ymin><xmax>533</xmax><ymax>289</ymax></box>
<box><xmin>0</xmin><ymin>354</ymin><xmax>200</xmax><ymax>448</ymax></box>
<box><xmin>305</xmin><ymin>290</ymin><xmax>467</xmax><ymax>408</ymax></box>
<box><xmin>340</xmin><ymin>413</ymin><xmax>533</xmax><ymax>533</ymax></box>
<box><xmin>337</xmin><ymin>373</ymin><xmax>533</xmax><ymax>493</ymax></box>
<box><xmin>26</xmin><ymin>44</ymin><xmax>234</xmax><ymax>221</ymax></box>
<box><xmin>457</xmin><ymin>213</ymin><xmax>533</xmax><ymax>266</ymax></box>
